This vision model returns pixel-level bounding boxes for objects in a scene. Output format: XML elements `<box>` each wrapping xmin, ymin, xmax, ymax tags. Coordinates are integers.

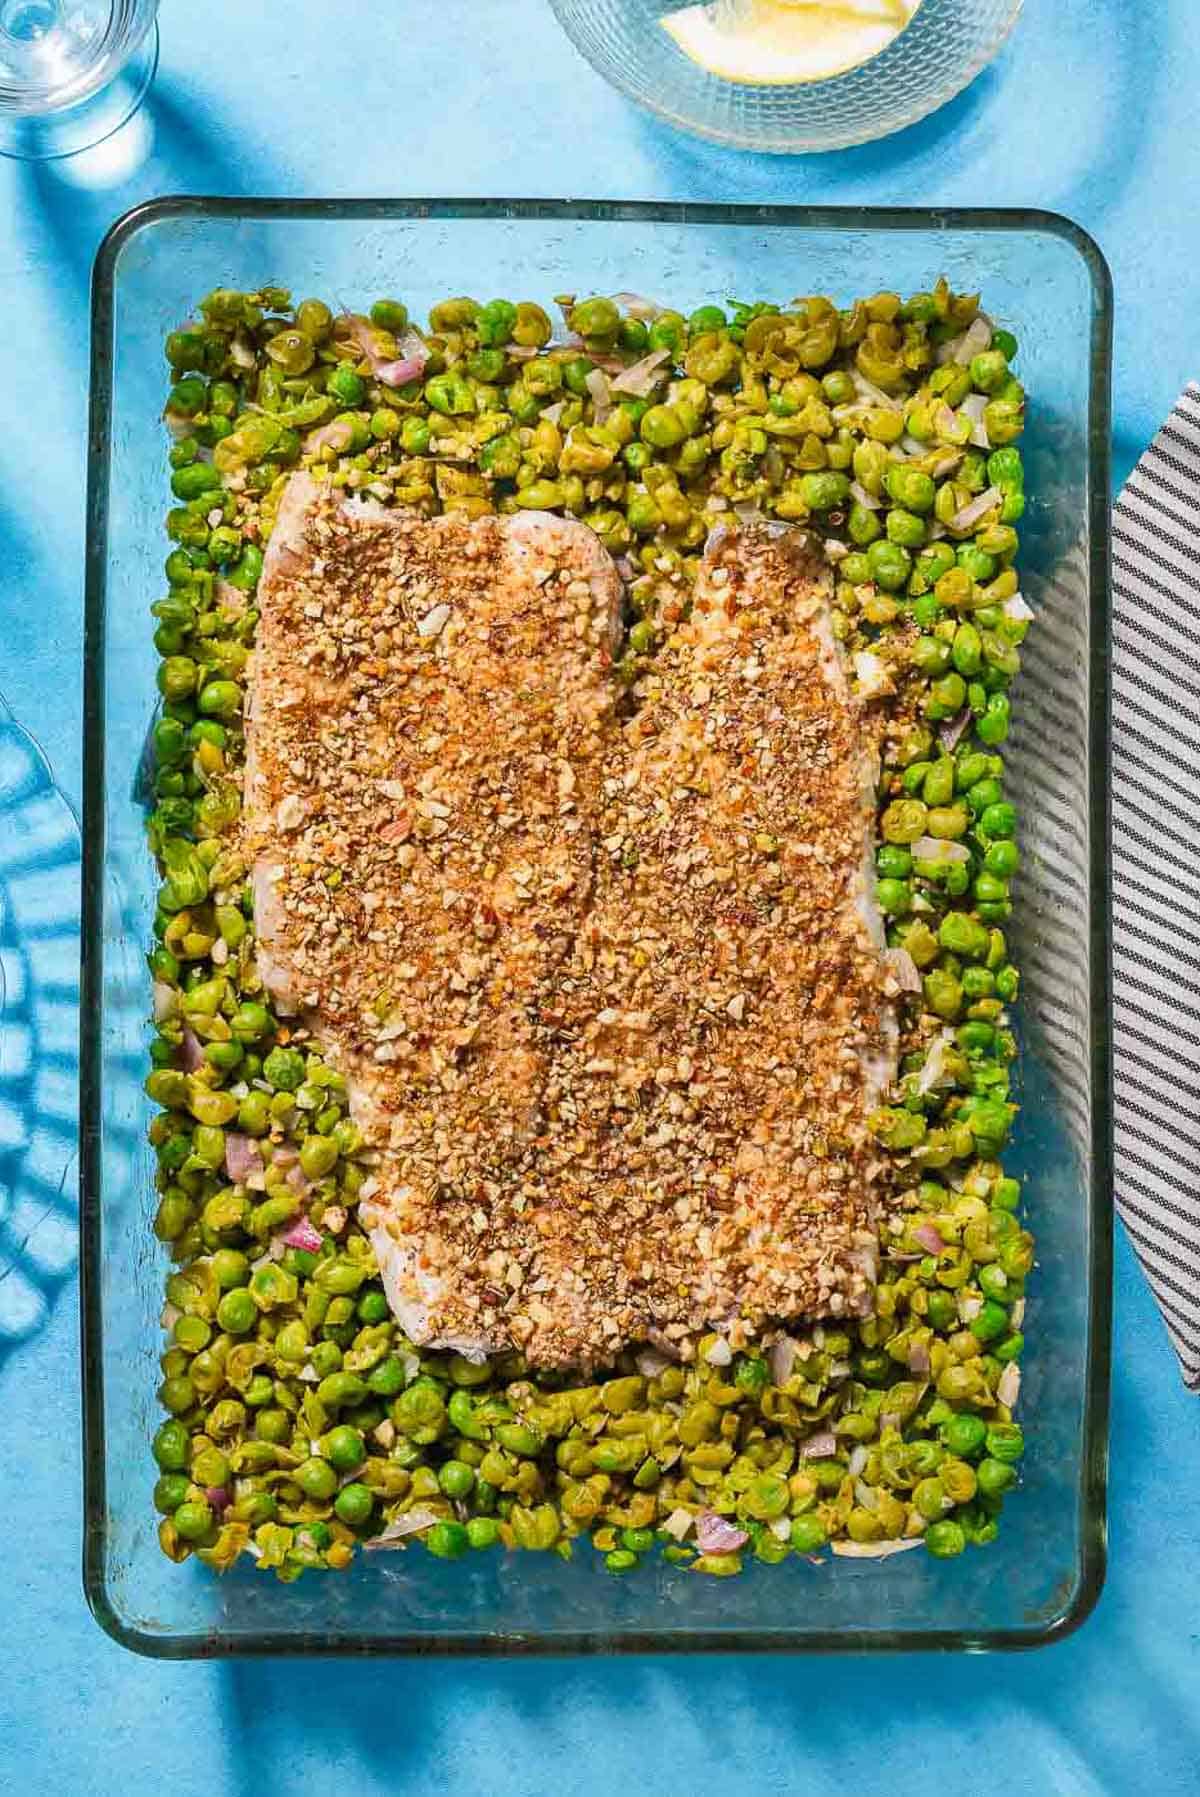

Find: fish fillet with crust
<box><xmin>245</xmin><ymin>478</ymin><xmax>895</xmax><ymax>1367</ymax></box>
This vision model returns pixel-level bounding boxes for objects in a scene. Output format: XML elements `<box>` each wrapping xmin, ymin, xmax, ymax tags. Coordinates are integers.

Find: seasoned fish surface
<box><xmin>248</xmin><ymin>479</ymin><xmax>893</xmax><ymax>1368</ymax></box>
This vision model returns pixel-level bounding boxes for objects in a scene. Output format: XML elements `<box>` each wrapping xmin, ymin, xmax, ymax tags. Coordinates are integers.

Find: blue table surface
<box><xmin>3</xmin><ymin>1</ymin><xmax>1199</xmax><ymax>1790</ymax></box>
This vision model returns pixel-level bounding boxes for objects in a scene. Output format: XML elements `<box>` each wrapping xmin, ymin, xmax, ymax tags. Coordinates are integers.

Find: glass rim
<box><xmin>81</xmin><ymin>197</ymin><xmax>1115</xmax><ymax>1658</ymax></box>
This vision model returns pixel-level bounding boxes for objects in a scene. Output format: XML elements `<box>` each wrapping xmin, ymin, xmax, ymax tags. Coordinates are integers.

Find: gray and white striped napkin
<box><xmin>1113</xmin><ymin>383</ymin><xmax>1200</xmax><ymax>1389</ymax></box>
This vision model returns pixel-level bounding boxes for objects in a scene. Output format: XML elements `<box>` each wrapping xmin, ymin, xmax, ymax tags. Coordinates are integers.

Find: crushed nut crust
<box><xmin>247</xmin><ymin>477</ymin><xmax>894</xmax><ymax>1368</ymax></box>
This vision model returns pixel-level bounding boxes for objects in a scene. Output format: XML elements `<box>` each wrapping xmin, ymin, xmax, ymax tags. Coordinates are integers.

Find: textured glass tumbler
<box><xmin>549</xmin><ymin>0</ymin><xmax>1024</xmax><ymax>151</ymax></box>
<box><xmin>0</xmin><ymin>0</ymin><xmax>158</xmax><ymax>159</ymax></box>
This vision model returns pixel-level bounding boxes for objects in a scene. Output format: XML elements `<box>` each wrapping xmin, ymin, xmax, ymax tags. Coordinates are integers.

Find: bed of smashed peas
<box><xmin>148</xmin><ymin>281</ymin><xmax>1031</xmax><ymax>1581</ymax></box>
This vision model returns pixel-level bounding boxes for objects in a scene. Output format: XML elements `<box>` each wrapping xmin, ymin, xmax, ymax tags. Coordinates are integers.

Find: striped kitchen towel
<box><xmin>1113</xmin><ymin>382</ymin><xmax>1200</xmax><ymax>1389</ymax></box>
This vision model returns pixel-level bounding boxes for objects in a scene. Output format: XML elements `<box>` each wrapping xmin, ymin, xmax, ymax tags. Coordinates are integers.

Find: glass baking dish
<box><xmin>82</xmin><ymin>199</ymin><xmax>1113</xmax><ymax>1657</ymax></box>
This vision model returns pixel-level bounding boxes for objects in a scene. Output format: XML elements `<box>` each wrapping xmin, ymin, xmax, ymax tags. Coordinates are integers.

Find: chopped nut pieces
<box><xmin>247</xmin><ymin>476</ymin><xmax>895</xmax><ymax>1368</ymax></box>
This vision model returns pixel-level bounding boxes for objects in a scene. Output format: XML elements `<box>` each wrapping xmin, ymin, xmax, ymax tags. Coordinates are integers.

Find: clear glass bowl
<box><xmin>83</xmin><ymin>199</ymin><xmax>1112</xmax><ymax>1657</ymax></box>
<box><xmin>549</xmin><ymin>0</ymin><xmax>1024</xmax><ymax>152</ymax></box>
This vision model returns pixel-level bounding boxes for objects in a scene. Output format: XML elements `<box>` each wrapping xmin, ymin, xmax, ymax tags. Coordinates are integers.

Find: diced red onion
<box><xmin>931</xmin><ymin>402</ymin><xmax>962</xmax><ymax>442</ymax></box>
<box><xmin>959</xmin><ymin>392</ymin><xmax>991</xmax><ymax>448</ymax></box>
<box><xmin>959</xmin><ymin>1294</ymin><xmax>984</xmax><ymax>1323</ymax></box>
<box><xmin>704</xmin><ymin>1336</ymin><xmax>733</xmax><ymax>1367</ymax></box>
<box><xmin>540</xmin><ymin>400</ymin><xmax>567</xmax><ymax>426</ymax></box>
<box><xmin>913</xmin><ymin>1222</ymin><xmax>946</xmax><ymax>1256</ymax></box>
<box><xmin>855</xmin><ymin>1479</ymin><xmax>878</xmax><ymax>1511</ymax></box>
<box><xmin>281</xmin><ymin>1216</ymin><xmax>323</xmax><ymax>1253</ymax></box>
<box><xmin>824</xmin><ymin>536</ymin><xmax>848</xmax><ymax>563</ymax></box>
<box><xmin>938</xmin><ymin>708</ymin><xmax>972</xmax><ymax>752</ymax></box>
<box><xmin>930</xmin><ymin>451</ymin><xmax>964</xmax><ymax>480</ymax></box>
<box><xmin>770</xmin><ymin>1517</ymin><xmax>793</xmax><ymax>1542</ymax></box>
<box><xmin>224</xmin><ymin>1132</ymin><xmax>264</xmax><ymax>1183</ymax></box>
<box><xmin>374</xmin><ymin>351</ymin><xmax>427</xmax><ymax>390</ymax></box>
<box><xmin>662</xmin><ymin>1507</ymin><xmax>695</xmax><ymax>1541</ymax></box>
<box><xmin>249</xmin><ymin>1236</ymin><xmax>286</xmax><ymax>1273</ymax></box>
<box><xmin>832</xmin><ymin>1537</ymin><xmax>925</xmax><ymax>1560</ymax></box>
<box><xmin>178</xmin><ymin>1028</ymin><xmax>203</xmax><ymax>1073</ymax></box>
<box><xmin>365</xmin><ymin>1507</ymin><xmax>442</xmax><ymax>1549</ymax></box>
<box><xmin>848</xmin><ymin>480</ymin><xmax>881</xmax><ymax>511</ymax></box>
<box><xmin>997</xmin><ymin>1362</ymin><xmax>1021</xmax><ymax>1408</ymax></box>
<box><xmin>850</xmin><ymin>369</ymin><xmax>902</xmax><ymax>411</ymax></box>
<box><xmin>880</xmin><ymin>1411</ymin><xmax>901</xmax><ymax>1434</ymax></box>
<box><xmin>341</xmin><ymin>313</ymin><xmax>428</xmax><ymax>387</ymax></box>
<box><xmin>230</xmin><ymin>332</ymin><xmax>257</xmax><ymax>370</ymax></box>
<box><xmin>610</xmin><ymin>347</ymin><xmax>672</xmax><ymax>396</ymax></box>
<box><xmin>907</xmin><ymin>1340</ymin><xmax>931</xmax><ymax>1375</ymax></box>
<box><xmin>304</xmin><ymin>418</ymin><xmax>355</xmax><ymax>457</ymax></box>
<box><xmin>271</xmin><ymin>1142</ymin><xmax>299</xmax><ymax>1167</ymax></box>
<box><xmin>911</xmin><ymin>835</ymin><xmax>970</xmax><ymax>864</ymax></box>
<box><xmin>1011</xmin><ymin>1298</ymin><xmax>1026</xmax><ymax>1329</ymax></box>
<box><xmin>585</xmin><ymin>366</ymin><xmax>613</xmax><ymax>425</ymax></box>
<box><xmin>954</xmin><ymin>315</ymin><xmax>993</xmax><ymax>365</ymax></box>
<box><xmin>696</xmin><ymin>1511</ymin><xmax>748</xmax><ymax>1555</ymax></box>
<box><xmin>949</xmin><ymin>485</ymin><xmax>1002</xmax><ymax>533</ymax></box>
<box><xmin>916</xmin><ymin>1030</ymin><xmax>957</xmax><ymax>1097</ymax></box>
<box><xmin>828</xmin><ymin>1358</ymin><xmax>852</xmax><ymax>1382</ymax></box>
<box><xmin>160</xmin><ymin>1302</ymin><xmax>181</xmax><ymax>1330</ymax></box>
<box><xmin>205</xmin><ymin>1485</ymin><xmax>230</xmax><ymax>1512</ymax></box>
<box><xmin>900</xmin><ymin>433</ymin><xmax>928</xmax><ymax>457</ymax></box>
<box><xmin>612</xmin><ymin>291</ymin><xmax>663</xmax><ymax>320</ymax></box>
<box><xmin>153</xmin><ymin>980</ymin><xmax>178</xmax><ymax>1023</ymax></box>
<box><xmin>731</xmin><ymin>501</ymin><xmax>765</xmax><ymax>523</ymax></box>
<box><xmin>286</xmin><ymin>1162</ymin><xmax>313</xmax><ymax>1196</ymax></box>
<box><xmin>635</xmin><ymin>1346</ymin><xmax>672</xmax><ymax>1379</ymax></box>
<box><xmin>883</xmin><ymin>948</ymin><xmax>922</xmax><ymax>995</ymax></box>
<box><xmin>800</xmin><ymin>1429</ymin><xmax>838</xmax><ymax>1460</ymax></box>
<box><xmin>847</xmin><ymin>1444</ymin><xmax>868</xmax><ymax>1479</ymax></box>
<box><xmin>768</xmin><ymin>1336</ymin><xmax>799</xmax><ymax>1386</ymax></box>
<box><xmin>1004</xmin><ymin>592</ymin><xmax>1035</xmax><ymax>623</ymax></box>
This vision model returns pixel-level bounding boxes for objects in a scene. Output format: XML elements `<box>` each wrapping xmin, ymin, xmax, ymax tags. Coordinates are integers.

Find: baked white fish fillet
<box><xmin>246</xmin><ymin>480</ymin><xmax>894</xmax><ymax>1367</ymax></box>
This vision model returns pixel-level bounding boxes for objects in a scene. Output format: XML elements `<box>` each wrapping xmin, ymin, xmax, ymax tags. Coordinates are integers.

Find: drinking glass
<box><xmin>0</xmin><ymin>0</ymin><xmax>157</xmax><ymax>160</ymax></box>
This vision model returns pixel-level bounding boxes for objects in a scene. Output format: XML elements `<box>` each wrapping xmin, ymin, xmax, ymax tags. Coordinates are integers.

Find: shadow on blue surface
<box><xmin>625</xmin><ymin>58</ymin><xmax>1005</xmax><ymax>201</ymax></box>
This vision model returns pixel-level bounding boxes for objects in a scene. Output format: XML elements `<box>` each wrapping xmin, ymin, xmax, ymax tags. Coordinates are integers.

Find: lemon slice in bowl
<box><xmin>661</xmin><ymin>0</ymin><xmax>923</xmax><ymax>86</ymax></box>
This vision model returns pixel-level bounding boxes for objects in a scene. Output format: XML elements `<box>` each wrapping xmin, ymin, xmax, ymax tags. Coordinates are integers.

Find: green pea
<box><xmin>297</xmin><ymin>1133</ymin><xmax>339</xmax><ymax>1180</ymax></box>
<box><xmin>467</xmin><ymin>1516</ymin><xmax>501</xmax><ymax>1550</ymax></box>
<box><xmin>426</xmin><ymin>1520</ymin><xmax>470</xmax><ymax>1560</ymax></box>
<box><xmin>876</xmin><ymin>878</ymin><xmax>912</xmax><ymax>918</ymax></box>
<box><xmin>296</xmin><ymin>1458</ymin><xmax>339</xmax><ymax>1501</ymax></box>
<box><xmin>977</xmin><ymin>1456</ymin><xmax>1017</xmax><ymax>1498</ymax></box>
<box><xmin>170</xmin><ymin>462</ymin><xmax>222</xmax><ymax>502</ymax></box>
<box><xmin>800</xmin><ymin>470</ymin><xmax>850</xmax><ymax>511</ymax></box>
<box><xmin>887</xmin><ymin>507</ymin><xmax>926</xmax><ymax>549</ymax></box>
<box><xmin>333</xmin><ymin>1482</ymin><xmax>375</xmax><ymax>1527</ymax></box>
<box><xmin>322</xmin><ymin>1426</ymin><xmax>366</xmax><ymax>1473</ymax></box>
<box><xmin>789</xmin><ymin>1514</ymin><xmax>828</xmax><ymax>1553</ymax></box>
<box><xmin>569</xmin><ymin>296</ymin><xmax>620</xmax><ymax>342</ymax></box>
<box><xmin>173</xmin><ymin>1499</ymin><xmax>214</xmax><ymax>1542</ymax></box>
<box><xmin>425</xmin><ymin>371</ymin><xmax>475</xmax><ymax>416</ymax></box>
<box><xmin>153</xmin><ymin>1472</ymin><xmax>191</xmax><ymax>1514</ymax></box>
<box><xmin>438</xmin><ymin>1459</ymin><xmax>476</xmax><ymax>1499</ymax></box>
<box><xmin>847</xmin><ymin>502</ymin><xmax>883</xmax><ymax>546</ymax></box>
<box><xmin>327</xmin><ymin>364</ymin><xmax>366</xmax><ymax>406</ymax></box>
<box><xmin>884</xmin><ymin>464</ymin><xmax>936</xmax><ymax>513</ymax></box>
<box><xmin>225</xmin><ymin>544</ymin><xmax>264</xmax><ymax>592</ymax></box>
<box><xmin>262</xmin><ymin>1046</ymin><xmax>305</xmax><ymax>1091</ymax></box>
<box><xmin>881</xmin><ymin>798</ymin><xmax>928</xmax><ymax>844</ymax></box>
<box><xmin>924</xmin><ymin>969</ymin><xmax>963</xmax><ymax>1020</ymax></box>
<box><xmin>923</xmin><ymin>1519</ymin><xmax>965</xmax><ymax>1559</ymax></box>
<box><xmin>867</xmin><ymin>538</ymin><xmax>913</xmax><ymax>592</ymax></box>
<box><xmin>876</xmin><ymin>845</ymin><xmax>913</xmax><ymax>878</ymax></box>
<box><xmin>640</xmin><ymin>404</ymin><xmax>687</xmax><ymax>449</ymax></box>
<box><xmin>940</xmin><ymin>1412</ymin><xmax>988</xmax><ymax>1458</ymax></box>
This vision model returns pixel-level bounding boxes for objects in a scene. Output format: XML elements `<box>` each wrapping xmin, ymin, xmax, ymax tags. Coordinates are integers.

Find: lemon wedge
<box><xmin>661</xmin><ymin>0</ymin><xmax>922</xmax><ymax>86</ymax></box>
